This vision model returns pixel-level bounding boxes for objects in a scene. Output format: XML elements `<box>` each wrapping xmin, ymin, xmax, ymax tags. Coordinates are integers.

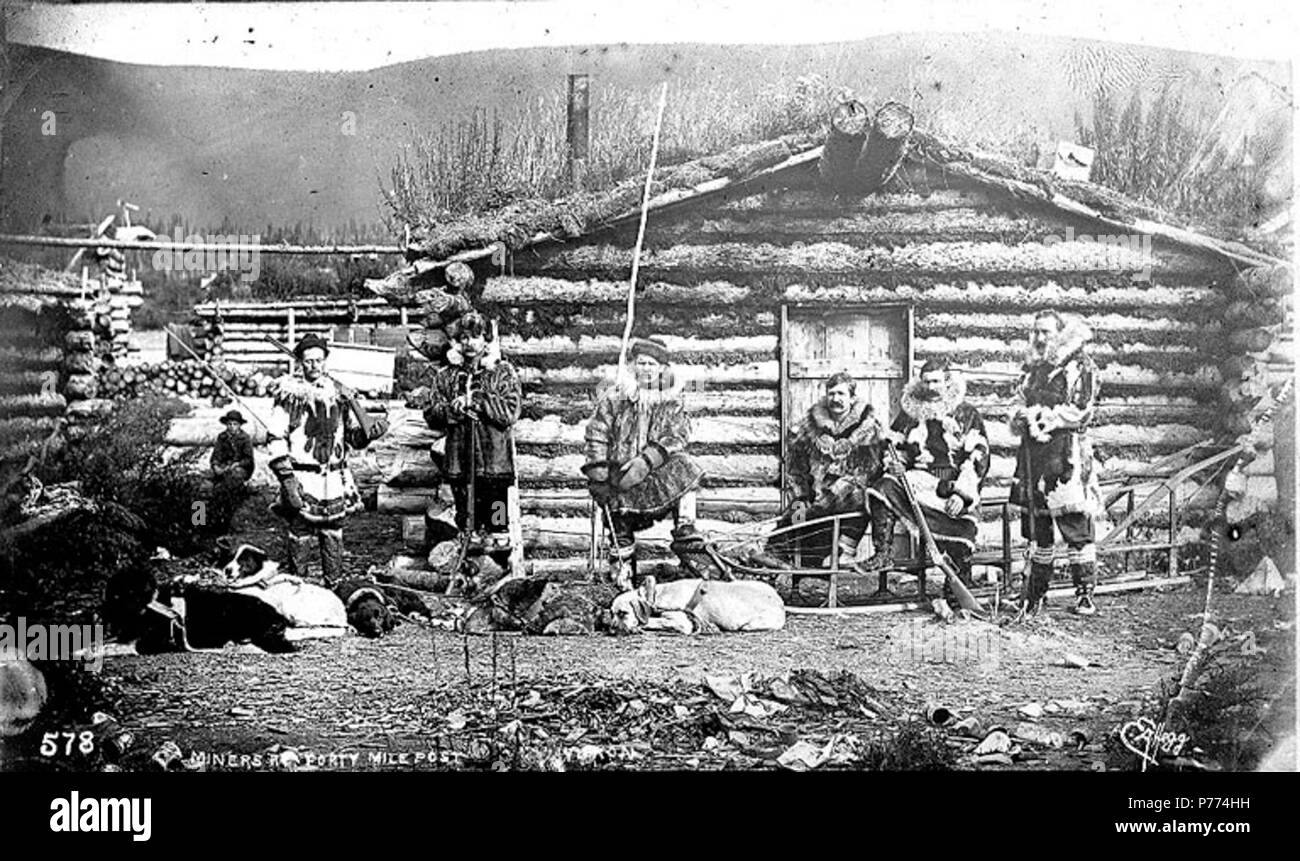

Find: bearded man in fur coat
<box><xmin>583</xmin><ymin>337</ymin><xmax>709</xmax><ymax>590</ymax></box>
<box><xmin>267</xmin><ymin>334</ymin><xmax>388</xmax><ymax>585</ymax></box>
<box><xmin>781</xmin><ymin>372</ymin><xmax>884</xmax><ymax>568</ymax></box>
<box><xmin>866</xmin><ymin>358</ymin><xmax>990</xmax><ymax>606</ymax></box>
<box><xmin>1010</xmin><ymin>310</ymin><xmax>1104</xmax><ymax>617</ymax></box>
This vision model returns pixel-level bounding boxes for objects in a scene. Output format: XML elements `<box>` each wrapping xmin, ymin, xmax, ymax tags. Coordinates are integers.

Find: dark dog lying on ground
<box><xmin>103</xmin><ymin>544</ymin><xmax>352</xmax><ymax>653</ymax></box>
<box><xmin>333</xmin><ymin>578</ymin><xmax>431</xmax><ymax>638</ymax></box>
<box><xmin>104</xmin><ymin>562</ymin><xmax>296</xmax><ymax>654</ymax></box>
<box><xmin>460</xmin><ymin>578</ymin><xmax>619</xmax><ymax>635</ymax></box>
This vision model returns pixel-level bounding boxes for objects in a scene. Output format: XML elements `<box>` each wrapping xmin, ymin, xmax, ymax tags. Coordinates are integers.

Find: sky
<box><xmin>7</xmin><ymin>0</ymin><xmax>1299</xmax><ymax>72</ymax></box>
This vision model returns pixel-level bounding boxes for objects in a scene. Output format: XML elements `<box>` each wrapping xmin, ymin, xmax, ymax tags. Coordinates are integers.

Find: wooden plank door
<box><xmin>781</xmin><ymin>305</ymin><xmax>910</xmax><ymax>492</ymax></box>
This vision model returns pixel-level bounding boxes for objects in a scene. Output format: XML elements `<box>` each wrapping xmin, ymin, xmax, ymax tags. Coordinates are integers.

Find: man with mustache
<box><xmin>1010</xmin><ymin>310</ymin><xmax>1103</xmax><ymax>617</ymax></box>
<box><xmin>267</xmin><ymin>334</ymin><xmax>388</xmax><ymax>586</ymax></box>
<box><xmin>866</xmin><ymin>358</ymin><xmax>989</xmax><ymax>609</ymax></box>
<box><xmin>782</xmin><ymin>372</ymin><xmax>884</xmax><ymax>569</ymax></box>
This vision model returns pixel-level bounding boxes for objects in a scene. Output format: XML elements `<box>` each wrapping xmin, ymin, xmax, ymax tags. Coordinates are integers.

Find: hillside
<box><xmin>1</xmin><ymin>33</ymin><xmax>1287</xmax><ymax>234</ymax></box>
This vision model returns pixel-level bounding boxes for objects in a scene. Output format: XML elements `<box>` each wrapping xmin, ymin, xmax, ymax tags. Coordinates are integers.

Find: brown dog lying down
<box><xmin>608</xmin><ymin>576</ymin><xmax>786</xmax><ymax>634</ymax></box>
<box><xmin>333</xmin><ymin>578</ymin><xmax>432</xmax><ymax>638</ymax></box>
<box><xmin>460</xmin><ymin>578</ymin><xmax>619</xmax><ymax>635</ymax></box>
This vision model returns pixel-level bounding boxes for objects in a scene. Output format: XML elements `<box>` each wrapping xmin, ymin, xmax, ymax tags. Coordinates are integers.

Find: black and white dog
<box><xmin>103</xmin><ymin>544</ymin><xmax>350</xmax><ymax>652</ymax></box>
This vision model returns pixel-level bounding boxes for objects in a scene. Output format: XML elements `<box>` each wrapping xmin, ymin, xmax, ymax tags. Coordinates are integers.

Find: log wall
<box><xmin>453</xmin><ymin>165</ymin><xmax>1272</xmax><ymax>567</ymax></box>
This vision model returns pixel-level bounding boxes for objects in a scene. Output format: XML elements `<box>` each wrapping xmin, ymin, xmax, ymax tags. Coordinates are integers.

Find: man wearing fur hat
<box><xmin>267</xmin><ymin>334</ymin><xmax>388</xmax><ymax>585</ymax></box>
<box><xmin>1010</xmin><ymin>310</ymin><xmax>1103</xmax><ymax>617</ymax></box>
<box><xmin>866</xmin><ymin>359</ymin><xmax>989</xmax><ymax>606</ymax></box>
<box><xmin>782</xmin><ymin>372</ymin><xmax>884</xmax><ymax>569</ymax></box>
<box><xmin>424</xmin><ymin>311</ymin><xmax>522</xmax><ymax>553</ymax></box>
<box><xmin>584</xmin><ymin>337</ymin><xmax>707</xmax><ymax>590</ymax></box>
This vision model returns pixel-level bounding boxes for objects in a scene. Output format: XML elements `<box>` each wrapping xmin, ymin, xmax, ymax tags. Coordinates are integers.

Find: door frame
<box><xmin>778</xmin><ymin>302</ymin><xmax>915</xmax><ymax>500</ymax></box>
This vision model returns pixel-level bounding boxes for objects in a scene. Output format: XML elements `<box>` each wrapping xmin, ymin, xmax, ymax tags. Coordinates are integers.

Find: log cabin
<box><xmin>0</xmin><ymin>257</ymin><xmax>131</xmax><ymax>501</ymax></box>
<box><xmin>366</xmin><ymin>115</ymin><xmax>1293</xmax><ymax>584</ymax></box>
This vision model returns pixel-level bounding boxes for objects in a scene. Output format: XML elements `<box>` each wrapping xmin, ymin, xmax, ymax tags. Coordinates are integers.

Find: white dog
<box><xmin>608</xmin><ymin>576</ymin><xmax>785</xmax><ymax>634</ymax></box>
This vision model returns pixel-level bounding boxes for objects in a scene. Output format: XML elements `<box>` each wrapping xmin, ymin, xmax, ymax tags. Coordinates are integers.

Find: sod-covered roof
<box><xmin>397</xmin><ymin>124</ymin><xmax>1282</xmax><ymax>272</ymax></box>
<box><xmin>0</xmin><ymin>258</ymin><xmax>85</xmax><ymax>313</ymax></box>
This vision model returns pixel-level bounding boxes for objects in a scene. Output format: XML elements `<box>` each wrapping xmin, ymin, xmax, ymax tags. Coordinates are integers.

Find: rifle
<box><xmin>883</xmin><ymin>441</ymin><xmax>986</xmax><ymax>617</ymax></box>
<box><xmin>452</xmin><ymin>366</ymin><xmax>477</xmax><ymax>577</ymax></box>
<box><xmin>164</xmin><ymin>327</ymin><xmax>271</xmax><ymax>434</ymax></box>
<box><xmin>263</xmin><ymin>336</ymin><xmax>382</xmax><ymax>441</ymax></box>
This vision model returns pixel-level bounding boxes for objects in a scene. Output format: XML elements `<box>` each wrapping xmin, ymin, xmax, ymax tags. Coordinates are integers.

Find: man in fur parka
<box><xmin>423</xmin><ymin>311</ymin><xmax>522</xmax><ymax>551</ymax></box>
<box><xmin>782</xmin><ymin>372</ymin><xmax>884</xmax><ymax>568</ymax></box>
<box><xmin>867</xmin><ymin>358</ymin><xmax>990</xmax><ymax>605</ymax></box>
<box><xmin>1010</xmin><ymin>310</ymin><xmax>1104</xmax><ymax>617</ymax></box>
<box><xmin>583</xmin><ymin>337</ymin><xmax>709</xmax><ymax>590</ymax></box>
<box><xmin>267</xmin><ymin>334</ymin><xmax>388</xmax><ymax>585</ymax></box>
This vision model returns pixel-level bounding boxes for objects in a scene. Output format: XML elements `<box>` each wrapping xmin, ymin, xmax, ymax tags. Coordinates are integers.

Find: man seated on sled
<box><xmin>866</xmin><ymin>358</ymin><xmax>990</xmax><ymax>606</ymax></box>
<box><xmin>778</xmin><ymin>372</ymin><xmax>884</xmax><ymax>568</ymax></box>
<box><xmin>423</xmin><ymin>311</ymin><xmax>522</xmax><ymax>561</ymax></box>
<box><xmin>583</xmin><ymin>337</ymin><xmax>714</xmax><ymax>591</ymax></box>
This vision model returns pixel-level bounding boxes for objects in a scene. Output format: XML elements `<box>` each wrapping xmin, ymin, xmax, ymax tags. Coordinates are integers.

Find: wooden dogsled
<box><xmin>683</xmin><ymin>440</ymin><xmax>1240</xmax><ymax>610</ymax></box>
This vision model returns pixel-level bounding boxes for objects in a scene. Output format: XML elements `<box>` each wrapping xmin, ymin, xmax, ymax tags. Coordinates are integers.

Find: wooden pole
<box><xmin>616</xmin><ymin>82</ymin><xmax>669</xmax><ymax>378</ymax></box>
<box><xmin>0</xmin><ymin>234</ymin><xmax>403</xmax><ymax>255</ymax></box>
<box><xmin>566</xmin><ymin>74</ymin><xmax>590</xmax><ymax>191</ymax></box>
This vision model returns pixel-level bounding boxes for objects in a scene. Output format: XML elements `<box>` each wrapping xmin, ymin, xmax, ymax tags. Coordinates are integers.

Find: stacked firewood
<box><xmin>98</xmin><ymin>359</ymin><xmax>276</xmax><ymax>401</ymax></box>
<box><xmin>1217</xmin><ymin>264</ymin><xmax>1293</xmax><ymax>523</ymax></box>
<box><xmin>1219</xmin><ymin>265</ymin><xmax>1291</xmax><ymax>438</ymax></box>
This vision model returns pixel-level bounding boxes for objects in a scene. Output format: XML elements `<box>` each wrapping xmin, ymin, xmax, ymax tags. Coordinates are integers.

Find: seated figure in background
<box><xmin>208</xmin><ymin>409</ymin><xmax>254</xmax><ymax>533</ymax></box>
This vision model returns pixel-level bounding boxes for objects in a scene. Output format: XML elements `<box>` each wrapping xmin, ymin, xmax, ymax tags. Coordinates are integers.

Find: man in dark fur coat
<box><xmin>424</xmin><ymin>311</ymin><xmax>522</xmax><ymax>552</ymax></box>
<box><xmin>1010</xmin><ymin>310</ymin><xmax>1103</xmax><ymax>617</ymax></box>
<box><xmin>583</xmin><ymin>337</ymin><xmax>708</xmax><ymax>590</ymax></box>
<box><xmin>782</xmin><ymin>372</ymin><xmax>884</xmax><ymax>568</ymax></box>
<box><xmin>867</xmin><ymin>358</ymin><xmax>990</xmax><ymax>606</ymax></box>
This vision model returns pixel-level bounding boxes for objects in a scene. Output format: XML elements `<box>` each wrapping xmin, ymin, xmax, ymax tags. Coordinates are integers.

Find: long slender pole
<box><xmin>0</xmin><ymin>234</ymin><xmax>403</xmax><ymax>255</ymax></box>
<box><xmin>163</xmin><ymin>327</ymin><xmax>272</xmax><ymax>433</ymax></box>
<box><xmin>616</xmin><ymin>82</ymin><xmax>669</xmax><ymax>377</ymax></box>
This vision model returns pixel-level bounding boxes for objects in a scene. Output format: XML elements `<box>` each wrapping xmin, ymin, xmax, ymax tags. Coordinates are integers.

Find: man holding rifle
<box><xmin>866</xmin><ymin>358</ymin><xmax>990</xmax><ymax>611</ymax></box>
<box><xmin>266</xmin><ymin>333</ymin><xmax>387</xmax><ymax>586</ymax></box>
<box><xmin>423</xmin><ymin>311</ymin><xmax>522</xmax><ymax>554</ymax></box>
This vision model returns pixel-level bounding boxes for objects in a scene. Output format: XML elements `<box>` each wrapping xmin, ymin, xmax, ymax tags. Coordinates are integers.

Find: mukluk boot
<box><xmin>822</xmin><ymin>532</ymin><xmax>860</xmax><ymax>570</ymax></box>
<box><xmin>1070</xmin><ymin>563</ymin><xmax>1098</xmax><ymax>616</ymax></box>
<box><xmin>859</xmin><ymin>507</ymin><xmax>896</xmax><ymax>578</ymax></box>
<box><xmin>671</xmin><ymin>523</ymin><xmax>729</xmax><ymax>581</ymax></box>
<box><xmin>608</xmin><ymin>540</ymin><xmax>637</xmax><ymax>593</ymax></box>
<box><xmin>1019</xmin><ymin>561</ymin><xmax>1053</xmax><ymax>617</ymax></box>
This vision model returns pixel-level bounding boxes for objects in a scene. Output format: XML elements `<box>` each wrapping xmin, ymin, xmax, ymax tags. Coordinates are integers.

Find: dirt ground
<box><xmin>8</xmin><ymin>494</ymin><xmax>1296</xmax><ymax>772</ymax></box>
